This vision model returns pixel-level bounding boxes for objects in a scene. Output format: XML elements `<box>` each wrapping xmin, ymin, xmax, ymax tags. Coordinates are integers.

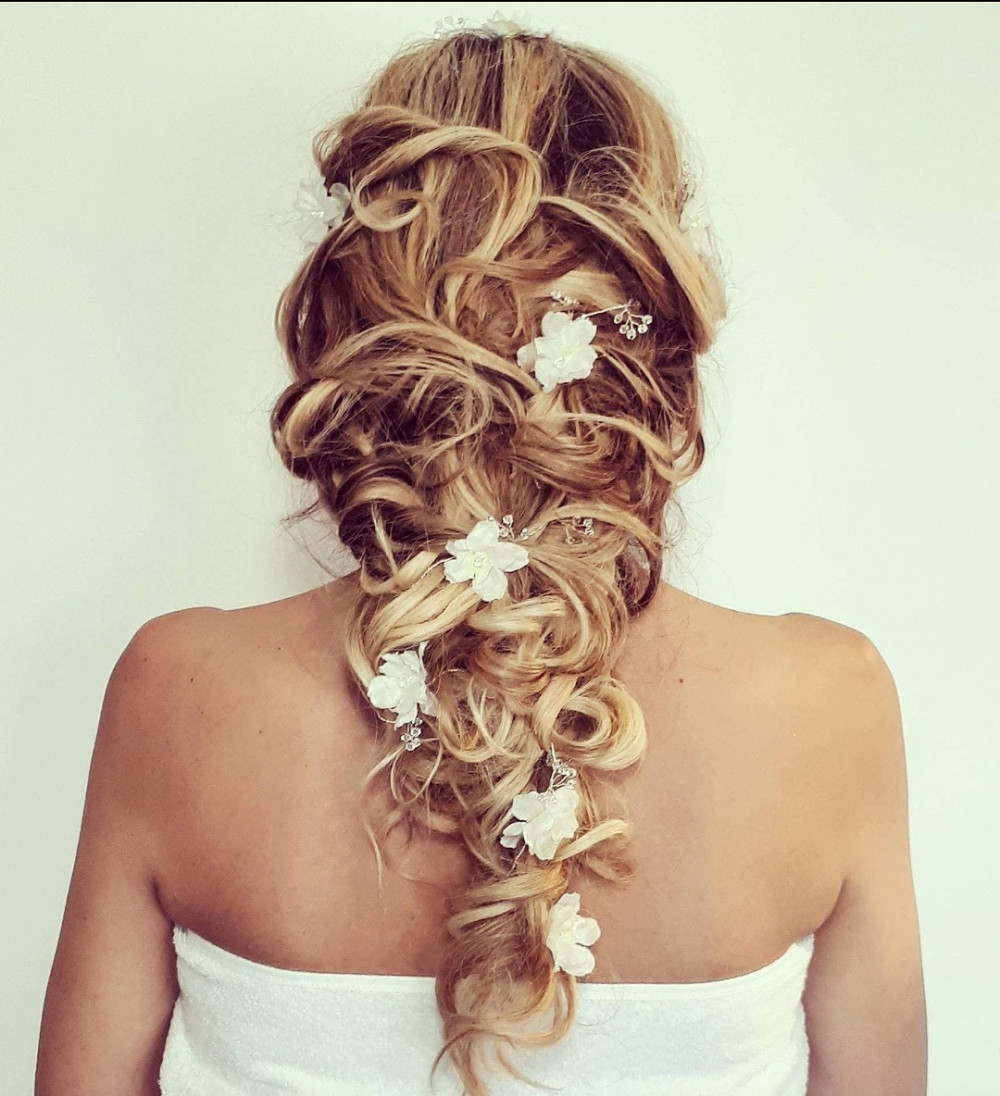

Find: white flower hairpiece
<box><xmin>546</xmin><ymin>892</ymin><xmax>601</xmax><ymax>977</ymax></box>
<box><xmin>293</xmin><ymin>169</ymin><xmax>351</xmax><ymax>246</ymax></box>
<box><xmin>678</xmin><ymin>159</ymin><xmax>713</xmax><ymax>258</ymax></box>
<box><xmin>434</xmin><ymin>10</ymin><xmax>543</xmax><ymax>39</ymax></box>
<box><xmin>366</xmin><ymin>641</ymin><xmax>437</xmax><ymax>751</ymax></box>
<box><xmin>517</xmin><ymin>312</ymin><xmax>598</xmax><ymax>393</ymax></box>
<box><xmin>443</xmin><ymin>516</ymin><xmax>529</xmax><ymax>602</ymax></box>
<box><xmin>516</xmin><ymin>294</ymin><xmax>653</xmax><ymax>393</ymax></box>
<box><xmin>500</xmin><ymin>745</ymin><xmax>579</xmax><ymax>860</ymax></box>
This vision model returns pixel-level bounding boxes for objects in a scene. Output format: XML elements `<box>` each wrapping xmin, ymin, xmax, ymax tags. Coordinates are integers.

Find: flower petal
<box><xmin>500</xmin><ymin>821</ymin><xmax>525</xmax><ymax>849</ymax></box>
<box><xmin>559</xmin><ymin>942</ymin><xmax>596</xmax><ymax>977</ymax></box>
<box><xmin>444</xmin><ymin>554</ymin><xmax>476</xmax><ymax>584</ymax></box>
<box><xmin>567</xmin><ymin>316</ymin><xmax>597</xmax><ymax>348</ymax></box>
<box><xmin>532</xmin><ymin>358</ymin><xmax>560</xmax><ymax>393</ymax></box>
<box><xmin>550</xmin><ymin>785</ymin><xmax>580</xmax><ymax>811</ymax></box>
<box><xmin>491</xmin><ymin>542</ymin><xmax>530</xmax><ymax>573</ymax></box>
<box><xmin>510</xmin><ymin>791</ymin><xmax>547</xmax><ymax>822</ymax></box>
<box><xmin>465</xmin><ymin>517</ymin><xmax>501</xmax><ymax>548</ymax></box>
<box><xmin>516</xmin><ymin>342</ymin><xmax>537</xmax><ymax>368</ymax></box>
<box><xmin>366</xmin><ymin>676</ymin><xmax>402</xmax><ymax>710</ymax></box>
<box><xmin>545</xmin><ymin>892</ymin><xmax>599</xmax><ymax>976</ymax></box>
<box><xmin>540</xmin><ymin>310</ymin><xmax>573</xmax><ymax>337</ymax></box>
<box><xmin>553</xmin><ymin>892</ymin><xmax>581</xmax><ymax>918</ymax></box>
<box><xmin>574</xmin><ymin>915</ymin><xmax>601</xmax><ymax>947</ymax></box>
<box><xmin>561</xmin><ymin>345</ymin><xmax>598</xmax><ymax>381</ymax></box>
<box><xmin>326</xmin><ymin>182</ymin><xmax>351</xmax><ymax>221</ymax></box>
<box><xmin>444</xmin><ymin>535</ymin><xmax>471</xmax><ymax>556</ymax></box>
<box><xmin>473</xmin><ymin>566</ymin><xmax>508</xmax><ymax>602</ymax></box>
<box><xmin>527</xmin><ymin>829</ymin><xmax>560</xmax><ymax>860</ymax></box>
<box><xmin>392</xmin><ymin>703</ymin><xmax>419</xmax><ymax>728</ymax></box>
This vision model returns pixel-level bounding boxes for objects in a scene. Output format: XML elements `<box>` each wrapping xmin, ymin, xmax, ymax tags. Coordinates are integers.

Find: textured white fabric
<box><xmin>159</xmin><ymin>925</ymin><xmax>814</xmax><ymax>1095</ymax></box>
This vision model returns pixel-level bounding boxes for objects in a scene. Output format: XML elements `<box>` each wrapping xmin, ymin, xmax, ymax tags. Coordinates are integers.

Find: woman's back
<box><xmin>149</xmin><ymin>578</ymin><xmax>849</xmax><ymax>984</ymax></box>
<box><xmin>37</xmin><ymin>574</ymin><xmax>925</xmax><ymax>1094</ymax></box>
<box><xmin>35</xmin><ymin>25</ymin><xmax>925</xmax><ymax>1095</ymax></box>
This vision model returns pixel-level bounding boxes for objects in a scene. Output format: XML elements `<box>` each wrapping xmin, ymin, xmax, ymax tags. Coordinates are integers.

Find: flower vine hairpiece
<box><xmin>516</xmin><ymin>292</ymin><xmax>653</xmax><ymax>392</ymax></box>
<box><xmin>500</xmin><ymin>745</ymin><xmax>579</xmax><ymax>861</ymax></box>
<box><xmin>564</xmin><ymin>515</ymin><xmax>595</xmax><ymax>545</ymax></box>
<box><xmin>293</xmin><ymin>168</ymin><xmax>351</xmax><ymax>246</ymax></box>
<box><xmin>500</xmin><ymin>750</ymin><xmax>600</xmax><ymax>977</ymax></box>
<box><xmin>366</xmin><ymin>641</ymin><xmax>438</xmax><ymax>751</ymax></box>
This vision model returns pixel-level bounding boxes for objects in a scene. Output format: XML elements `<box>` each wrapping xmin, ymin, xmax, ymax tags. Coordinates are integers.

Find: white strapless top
<box><xmin>159</xmin><ymin>925</ymin><xmax>814</xmax><ymax>1095</ymax></box>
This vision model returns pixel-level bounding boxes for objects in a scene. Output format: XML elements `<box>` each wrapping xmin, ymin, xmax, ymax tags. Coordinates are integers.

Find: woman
<box><xmin>36</xmin><ymin>25</ymin><xmax>926</xmax><ymax>1096</ymax></box>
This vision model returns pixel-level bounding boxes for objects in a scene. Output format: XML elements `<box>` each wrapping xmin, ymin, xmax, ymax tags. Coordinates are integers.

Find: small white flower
<box><xmin>517</xmin><ymin>311</ymin><xmax>598</xmax><ymax>393</ymax></box>
<box><xmin>679</xmin><ymin>193</ymin><xmax>712</xmax><ymax>258</ymax></box>
<box><xmin>443</xmin><ymin>517</ymin><xmax>529</xmax><ymax>602</ymax></box>
<box><xmin>480</xmin><ymin>10</ymin><xmax>538</xmax><ymax>36</ymax></box>
<box><xmin>500</xmin><ymin>784</ymin><xmax>580</xmax><ymax>860</ymax></box>
<box><xmin>366</xmin><ymin>641</ymin><xmax>437</xmax><ymax>728</ymax></box>
<box><xmin>436</xmin><ymin>10</ymin><xmax>541</xmax><ymax>39</ymax></box>
<box><xmin>293</xmin><ymin>170</ymin><xmax>351</xmax><ymax>246</ymax></box>
<box><xmin>546</xmin><ymin>892</ymin><xmax>601</xmax><ymax>977</ymax></box>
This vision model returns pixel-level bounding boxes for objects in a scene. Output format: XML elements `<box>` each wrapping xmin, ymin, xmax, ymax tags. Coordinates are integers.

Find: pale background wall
<box><xmin>2</xmin><ymin>2</ymin><xmax>997</xmax><ymax>1091</ymax></box>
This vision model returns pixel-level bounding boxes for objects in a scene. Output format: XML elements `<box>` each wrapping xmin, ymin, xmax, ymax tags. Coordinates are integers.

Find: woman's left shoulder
<box><xmin>117</xmin><ymin>604</ymin><xmax>232</xmax><ymax>675</ymax></box>
<box><xmin>115</xmin><ymin>584</ymin><xmax>334</xmax><ymax>699</ymax></box>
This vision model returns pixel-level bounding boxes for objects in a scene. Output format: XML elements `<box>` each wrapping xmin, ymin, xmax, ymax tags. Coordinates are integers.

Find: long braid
<box><xmin>271</xmin><ymin>30</ymin><xmax>723</xmax><ymax>1095</ymax></box>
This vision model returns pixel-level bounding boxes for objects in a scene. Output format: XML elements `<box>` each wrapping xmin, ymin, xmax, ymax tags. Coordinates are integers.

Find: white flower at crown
<box><xmin>293</xmin><ymin>168</ymin><xmax>351</xmax><ymax>246</ymax></box>
<box><xmin>546</xmin><ymin>892</ymin><xmax>601</xmax><ymax>977</ymax></box>
<box><xmin>365</xmin><ymin>641</ymin><xmax>438</xmax><ymax>728</ymax></box>
<box><xmin>443</xmin><ymin>516</ymin><xmax>529</xmax><ymax>602</ymax></box>
<box><xmin>434</xmin><ymin>10</ymin><xmax>544</xmax><ymax>39</ymax></box>
<box><xmin>516</xmin><ymin>311</ymin><xmax>598</xmax><ymax>393</ymax></box>
<box><xmin>500</xmin><ymin>782</ymin><xmax>580</xmax><ymax>861</ymax></box>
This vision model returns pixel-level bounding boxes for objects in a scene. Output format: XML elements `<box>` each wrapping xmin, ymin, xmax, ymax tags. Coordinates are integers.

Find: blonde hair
<box><xmin>271</xmin><ymin>29</ymin><xmax>724</xmax><ymax>1094</ymax></box>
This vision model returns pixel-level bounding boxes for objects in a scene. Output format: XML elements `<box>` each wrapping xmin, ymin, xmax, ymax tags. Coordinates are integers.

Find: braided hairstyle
<box><xmin>270</xmin><ymin>29</ymin><xmax>724</xmax><ymax>1095</ymax></box>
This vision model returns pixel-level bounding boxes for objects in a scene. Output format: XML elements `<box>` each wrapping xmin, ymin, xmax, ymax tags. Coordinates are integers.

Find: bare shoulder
<box><xmin>114</xmin><ymin>605</ymin><xmax>231</xmax><ymax>688</ymax></box>
<box><xmin>737</xmin><ymin>606</ymin><xmax>909</xmax><ymax>870</ymax></box>
<box><xmin>774</xmin><ymin>609</ymin><xmax>894</xmax><ymax>676</ymax></box>
<box><xmin>770</xmin><ymin>610</ymin><xmax>904</xmax><ymax>759</ymax></box>
<box><xmin>98</xmin><ymin>587</ymin><xmax>347</xmax><ymax>782</ymax></box>
<box><xmin>111</xmin><ymin>583</ymin><xmax>346</xmax><ymax>713</ymax></box>
<box><xmin>103</xmin><ymin>606</ymin><xmax>245</xmax><ymax>742</ymax></box>
<box><xmin>668</xmin><ymin>587</ymin><xmax>898</xmax><ymax>701</ymax></box>
<box><xmin>666</xmin><ymin>590</ymin><xmax>906</xmax><ymax>831</ymax></box>
<box><xmin>761</xmin><ymin>618</ymin><xmax>925</xmax><ymax>1091</ymax></box>
<box><xmin>99</xmin><ymin>607</ymin><xmax>229</xmax><ymax>750</ymax></box>
<box><xmin>120</xmin><ymin>591</ymin><xmax>308</xmax><ymax>673</ymax></box>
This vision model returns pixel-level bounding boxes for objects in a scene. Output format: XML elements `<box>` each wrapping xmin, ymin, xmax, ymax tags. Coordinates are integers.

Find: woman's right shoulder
<box><xmin>767</xmin><ymin>609</ymin><xmax>903</xmax><ymax>745</ymax></box>
<box><xmin>751</xmin><ymin>608</ymin><xmax>907</xmax><ymax>834</ymax></box>
<box><xmin>675</xmin><ymin>587</ymin><xmax>899</xmax><ymax>713</ymax></box>
<box><xmin>772</xmin><ymin>610</ymin><xmax>896</xmax><ymax>684</ymax></box>
<box><xmin>682</xmin><ymin>595</ymin><xmax>906</xmax><ymax>808</ymax></box>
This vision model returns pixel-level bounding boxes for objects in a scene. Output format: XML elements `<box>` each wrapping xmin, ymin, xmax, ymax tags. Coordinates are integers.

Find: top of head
<box><xmin>271</xmin><ymin>29</ymin><xmax>725</xmax><ymax>595</ymax></box>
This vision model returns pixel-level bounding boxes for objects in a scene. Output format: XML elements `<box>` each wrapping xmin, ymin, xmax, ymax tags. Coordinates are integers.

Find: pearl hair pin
<box><xmin>549</xmin><ymin>291</ymin><xmax>653</xmax><ymax>341</ymax></box>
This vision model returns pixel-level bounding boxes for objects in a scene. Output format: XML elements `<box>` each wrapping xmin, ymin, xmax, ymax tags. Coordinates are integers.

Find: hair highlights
<box><xmin>271</xmin><ymin>29</ymin><xmax>724</xmax><ymax>1094</ymax></box>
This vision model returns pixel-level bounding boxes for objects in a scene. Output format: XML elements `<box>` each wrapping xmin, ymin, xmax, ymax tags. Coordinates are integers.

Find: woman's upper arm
<box><xmin>803</xmin><ymin>630</ymin><xmax>927</xmax><ymax>1095</ymax></box>
<box><xmin>35</xmin><ymin>612</ymin><xmax>213</xmax><ymax>1096</ymax></box>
